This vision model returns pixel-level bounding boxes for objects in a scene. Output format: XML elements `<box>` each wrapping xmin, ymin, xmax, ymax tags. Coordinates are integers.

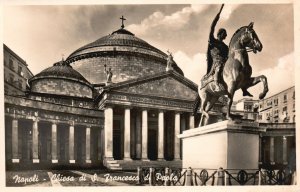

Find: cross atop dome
<box><xmin>120</xmin><ymin>15</ymin><xmax>126</xmax><ymax>29</ymax></box>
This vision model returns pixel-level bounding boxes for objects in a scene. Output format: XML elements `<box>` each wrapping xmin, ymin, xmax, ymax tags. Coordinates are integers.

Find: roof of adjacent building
<box><xmin>29</xmin><ymin>60</ymin><xmax>91</xmax><ymax>87</ymax></box>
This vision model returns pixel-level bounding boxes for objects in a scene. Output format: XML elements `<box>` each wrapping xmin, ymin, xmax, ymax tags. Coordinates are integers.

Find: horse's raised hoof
<box><xmin>243</xmin><ymin>90</ymin><xmax>253</xmax><ymax>97</ymax></box>
<box><xmin>259</xmin><ymin>92</ymin><xmax>267</xmax><ymax>100</ymax></box>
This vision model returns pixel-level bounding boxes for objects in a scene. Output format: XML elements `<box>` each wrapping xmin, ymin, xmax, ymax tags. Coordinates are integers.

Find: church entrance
<box><xmin>57</xmin><ymin>124</ymin><xmax>69</xmax><ymax>163</ymax></box>
<box><xmin>148</xmin><ymin>111</ymin><xmax>158</xmax><ymax>160</ymax></box>
<box><xmin>113</xmin><ymin>111</ymin><xmax>124</xmax><ymax>160</ymax></box>
<box><xmin>20</xmin><ymin>119</ymin><xmax>32</xmax><ymax>163</ymax></box>
<box><xmin>38</xmin><ymin>121</ymin><xmax>51</xmax><ymax>163</ymax></box>
<box><xmin>164</xmin><ymin>111</ymin><xmax>174</xmax><ymax>160</ymax></box>
<box><xmin>75</xmin><ymin>126</ymin><xmax>86</xmax><ymax>164</ymax></box>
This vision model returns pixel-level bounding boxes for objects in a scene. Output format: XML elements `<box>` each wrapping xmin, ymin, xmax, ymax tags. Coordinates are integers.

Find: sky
<box><xmin>2</xmin><ymin>2</ymin><xmax>296</xmax><ymax>101</ymax></box>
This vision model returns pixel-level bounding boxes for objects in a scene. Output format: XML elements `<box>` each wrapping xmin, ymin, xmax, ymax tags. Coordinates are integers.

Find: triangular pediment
<box><xmin>109</xmin><ymin>71</ymin><xmax>198</xmax><ymax>101</ymax></box>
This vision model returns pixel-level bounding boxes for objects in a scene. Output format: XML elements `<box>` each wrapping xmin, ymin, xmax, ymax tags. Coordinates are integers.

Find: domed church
<box><xmin>4</xmin><ymin>18</ymin><xmax>223</xmax><ymax>170</ymax></box>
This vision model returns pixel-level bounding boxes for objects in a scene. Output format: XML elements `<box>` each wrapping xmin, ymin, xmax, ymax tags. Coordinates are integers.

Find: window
<box><xmin>9</xmin><ymin>74</ymin><xmax>14</xmax><ymax>84</ymax></box>
<box><xmin>9</xmin><ymin>58</ymin><xmax>14</xmax><ymax>71</ymax></box>
<box><xmin>283</xmin><ymin>94</ymin><xmax>287</xmax><ymax>102</ymax></box>
<box><xmin>293</xmin><ymin>91</ymin><xmax>295</xmax><ymax>99</ymax></box>
<box><xmin>267</xmin><ymin>101</ymin><xmax>272</xmax><ymax>107</ymax></box>
<box><xmin>18</xmin><ymin>65</ymin><xmax>23</xmax><ymax>76</ymax></box>
<box><xmin>244</xmin><ymin>104</ymin><xmax>252</xmax><ymax>111</ymax></box>
<box><xmin>18</xmin><ymin>79</ymin><xmax>22</xmax><ymax>89</ymax></box>
<box><xmin>274</xmin><ymin>98</ymin><xmax>278</xmax><ymax>106</ymax></box>
<box><xmin>283</xmin><ymin>106</ymin><xmax>287</xmax><ymax>111</ymax></box>
<box><xmin>274</xmin><ymin>109</ymin><xmax>279</xmax><ymax>117</ymax></box>
<box><xmin>266</xmin><ymin>112</ymin><xmax>271</xmax><ymax>120</ymax></box>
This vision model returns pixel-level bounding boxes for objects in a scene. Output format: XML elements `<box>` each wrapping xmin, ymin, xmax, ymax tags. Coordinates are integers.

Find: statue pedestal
<box><xmin>178</xmin><ymin>120</ymin><xmax>265</xmax><ymax>169</ymax></box>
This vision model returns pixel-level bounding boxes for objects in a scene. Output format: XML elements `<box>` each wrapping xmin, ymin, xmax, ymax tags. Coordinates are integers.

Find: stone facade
<box><xmin>3</xmin><ymin>44</ymin><xmax>33</xmax><ymax>95</ymax></box>
<box><xmin>71</xmin><ymin>53</ymin><xmax>167</xmax><ymax>84</ymax></box>
<box><xmin>67</xmin><ymin>28</ymin><xmax>183</xmax><ymax>85</ymax></box>
<box><xmin>30</xmin><ymin>78</ymin><xmax>93</xmax><ymax>98</ymax></box>
<box><xmin>5</xmin><ymin>95</ymin><xmax>103</xmax><ymax>169</ymax></box>
<box><xmin>258</xmin><ymin>86</ymin><xmax>295</xmax><ymax>123</ymax></box>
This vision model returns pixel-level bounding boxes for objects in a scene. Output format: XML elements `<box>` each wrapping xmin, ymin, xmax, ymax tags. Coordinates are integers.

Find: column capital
<box><xmin>68</xmin><ymin>120</ymin><xmax>75</xmax><ymax>126</ymax></box>
<box><xmin>174</xmin><ymin>111</ymin><xmax>183</xmax><ymax>115</ymax></box>
<box><xmin>50</xmin><ymin>120</ymin><xmax>58</xmax><ymax>125</ymax></box>
<box><xmin>140</xmin><ymin>107</ymin><xmax>150</xmax><ymax>111</ymax></box>
<box><xmin>283</xmin><ymin>136</ymin><xmax>287</xmax><ymax>139</ymax></box>
<box><xmin>32</xmin><ymin>116</ymin><xmax>39</xmax><ymax>122</ymax></box>
<box><xmin>104</xmin><ymin>104</ymin><xmax>115</xmax><ymax>109</ymax></box>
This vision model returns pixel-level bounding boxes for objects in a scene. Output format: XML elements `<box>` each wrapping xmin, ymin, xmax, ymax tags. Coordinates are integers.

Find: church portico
<box><xmin>97</xmin><ymin>71</ymin><xmax>204</xmax><ymax>169</ymax></box>
<box><xmin>102</xmin><ymin>105</ymin><xmax>193</xmax><ymax>169</ymax></box>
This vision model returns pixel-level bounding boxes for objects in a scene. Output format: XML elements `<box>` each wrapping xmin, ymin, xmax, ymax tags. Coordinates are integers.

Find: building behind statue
<box><xmin>231</xmin><ymin>86</ymin><xmax>295</xmax><ymax>169</ymax></box>
<box><xmin>3</xmin><ymin>22</ymin><xmax>295</xmax><ymax>171</ymax></box>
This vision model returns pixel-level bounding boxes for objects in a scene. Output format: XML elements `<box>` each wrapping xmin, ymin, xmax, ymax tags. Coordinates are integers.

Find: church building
<box><xmin>4</xmin><ymin>19</ymin><xmax>225</xmax><ymax>170</ymax></box>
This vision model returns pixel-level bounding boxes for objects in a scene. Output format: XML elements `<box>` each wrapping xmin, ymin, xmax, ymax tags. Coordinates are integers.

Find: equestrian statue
<box><xmin>193</xmin><ymin>4</ymin><xmax>269</xmax><ymax>126</ymax></box>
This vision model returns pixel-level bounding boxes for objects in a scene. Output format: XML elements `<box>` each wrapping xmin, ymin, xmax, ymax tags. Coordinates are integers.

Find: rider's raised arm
<box><xmin>209</xmin><ymin>4</ymin><xmax>224</xmax><ymax>43</ymax></box>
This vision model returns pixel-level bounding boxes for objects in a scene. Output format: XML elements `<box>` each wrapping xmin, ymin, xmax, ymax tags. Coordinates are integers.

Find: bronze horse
<box><xmin>194</xmin><ymin>22</ymin><xmax>268</xmax><ymax>127</ymax></box>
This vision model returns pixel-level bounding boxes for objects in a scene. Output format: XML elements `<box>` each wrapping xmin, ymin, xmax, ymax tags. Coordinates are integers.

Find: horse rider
<box><xmin>206</xmin><ymin>4</ymin><xmax>228</xmax><ymax>92</ymax></box>
<box><xmin>206</xmin><ymin>4</ymin><xmax>253</xmax><ymax>97</ymax></box>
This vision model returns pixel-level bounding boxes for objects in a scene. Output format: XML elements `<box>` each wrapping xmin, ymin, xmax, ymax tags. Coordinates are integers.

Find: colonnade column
<box><xmin>174</xmin><ymin>112</ymin><xmax>181</xmax><ymax>160</ymax></box>
<box><xmin>12</xmin><ymin>119</ymin><xmax>19</xmax><ymax>163</ymax></box>
<box><xmin>69</xmin><ymin>122</ymin><xmax>75</xmax><ymax>163</ymax></box>
<box><xmin>124</xmin><ymin>108</ymin><xmax>131</xmax><ymax>160</ymax></box>
<box><xmin>141</xmin><ymin>109</ymin><xmax>149</xmax><ymax>161</ymax></box>
<box><xmin>32</xmin><ymin>118</ymin><xmax>39</xmax><ymax>163</ymax></box>
<box><xmin>104</xmin><ymin>107</ymin><xmax>114</xmax><ymax>160</ymax></box>
<box><xmin>270</xmin><ymin>137</ymin><xmax>275</xmax><ymax>164</ymax></box>
<box><xmin>157</xmin><ymin>110</ymin><xmax>164</xmax><ymax>160</ymax></box>
<box><xmin>189</xmin><ymin>113</ymin><xmax>195</xmax><ymax>129</ymax></box>
<box><xmin>51</xmin><ymin>122</ymin><xmax>58</xmax><ymax>163</ymax></box>
<box><xmin>283</xmin><ymin>136</ymin><xmax>287</xmax><ymax>164</ymax></box>
<box><xmin>86</xmin><ymin>127</ymin><xmax>91</xmax><ymax>163</ymax></box>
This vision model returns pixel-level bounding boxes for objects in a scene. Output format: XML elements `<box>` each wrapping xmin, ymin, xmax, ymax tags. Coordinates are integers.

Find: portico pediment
<box><xmin>108</xmin><ymin>71</ymin><xmax>198</xmax><ymax>101</ymax></box>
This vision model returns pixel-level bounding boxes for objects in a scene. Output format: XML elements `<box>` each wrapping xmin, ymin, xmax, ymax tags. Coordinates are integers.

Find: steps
<box><xmin>105</xmin><ymin>160</ymin><xmax>122</xmax><ymax>170</ymax></box>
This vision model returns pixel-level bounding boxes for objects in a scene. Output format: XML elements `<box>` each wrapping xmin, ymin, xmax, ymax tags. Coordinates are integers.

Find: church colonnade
<box><xmin>7</xmin><ymin>106</ymin><xmax>196</xmax><ymax>165</ymax></box>
<box><xmin>7</xmin><ymin>117</ymin><xmax>102</xmax><ymax>165</ymax></box>
<box><xmin>104</xmin><ymin>106</ymin><xmax>195</xmax><ymax>161</ymax></box>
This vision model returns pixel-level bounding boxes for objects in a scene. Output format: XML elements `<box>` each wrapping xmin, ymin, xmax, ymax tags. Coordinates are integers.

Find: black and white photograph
<box><xmin>1</xmin><ymin>0</ymin><xmax>298</xmax><ymax>190</ymax></box>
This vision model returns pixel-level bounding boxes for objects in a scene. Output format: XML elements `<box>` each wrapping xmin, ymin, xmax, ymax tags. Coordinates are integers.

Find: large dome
<box><xmin>29</xmin><ymin>60</ymin><xmax>93</xmax><ymax>98</ymax></box>
<box><xmin>66</xmin><ymin>27</ymin><xmax>183</xmax><ymax>84</ymax></box>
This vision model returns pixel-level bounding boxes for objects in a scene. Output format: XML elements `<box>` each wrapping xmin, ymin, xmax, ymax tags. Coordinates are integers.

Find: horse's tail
<box><xmin>193</xmin><ymin>94</ymin><xmax>201</xmax><ymax>116</ymax></box>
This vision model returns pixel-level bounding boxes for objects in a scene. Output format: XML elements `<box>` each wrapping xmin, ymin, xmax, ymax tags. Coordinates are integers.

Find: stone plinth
<box><xmin>178</xmin><ymin>120</ymin><xmax>266</xmax><ymax>170</ymax></box>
